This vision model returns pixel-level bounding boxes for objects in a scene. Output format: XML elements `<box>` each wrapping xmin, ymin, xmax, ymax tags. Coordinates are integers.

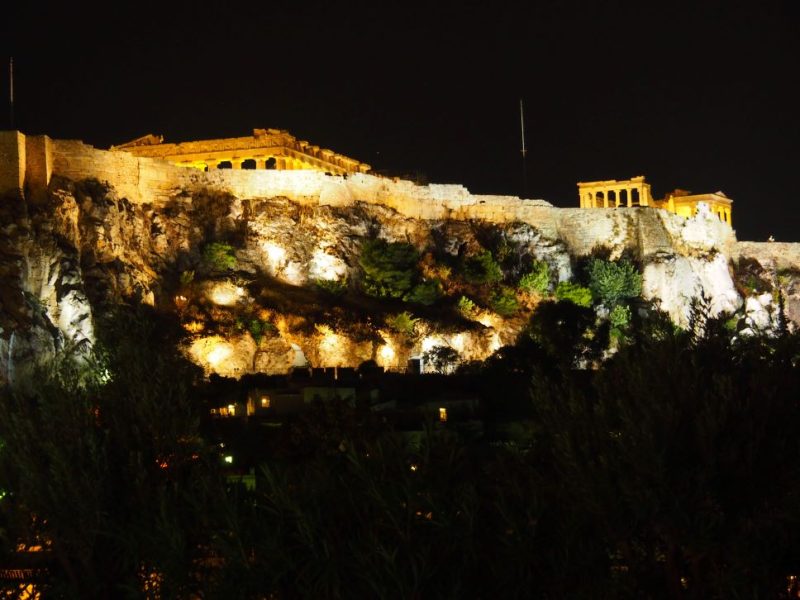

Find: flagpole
<box><xmin>9</xmin><ymin>57</ymin><xmax>14</xmax><ymax>130</ymax></box>
<box><xmin>519</xmin><ymin>98</ymin><xmax>527</xmax><ymax>197</ymax></box>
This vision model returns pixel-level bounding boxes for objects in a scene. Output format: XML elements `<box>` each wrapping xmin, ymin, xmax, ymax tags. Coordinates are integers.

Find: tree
<box><xmin>202</xmin><ymin>241</ymin><xmax>237</xmax><ymax>273</ymax></box>
<box><xmin>422</xmin><ymin>345</ymin><xmax>461</xmax><ymax>374</ymax></box>
<box><xmin>0</xmin><ymin>306</ymin><xmax>220</xmax><ymax>598</ymax></box>
<box><xmin>554</xmin><ymin>281</ymin><xmax>593</xmax><ymax>307</ymax></box>
<box><xmin>404</xmin><ymin>279</ymin><xmax>443</xmax><ymax>306</ymax></box>
<box><xmin>518</xmin><ymin>260</ymin><xmax>550</xmax><ymax>295</ymax></box>
<box><xmin>528</xmin><ymin>320</ymin><xmax>800</xmax><ymax>597</ymax></box>
<box><xmin>462</xmin><ymin>251</ymin><xmax>503</xmax><ymax>285</ymax></box>
<box><xmin>359</xmin><ymin>239</ymin><xmax>419</xmax><ymax>299</ymax></box>
<box><xmin>587</xmin><ymin>258</ymin><xmax>642</xmax><ymax>306</ymax></box>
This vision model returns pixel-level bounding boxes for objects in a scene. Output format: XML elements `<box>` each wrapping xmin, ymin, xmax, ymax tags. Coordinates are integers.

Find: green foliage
<box><xmin>385</xmin><ymin>311</ymin><xmax>419</xmax><ymax>336</ymax></box>
<box><xmin>314</xmin><ymin>277</ymin><xmax>348</xmax><ymax>296</ymax></box>
<box><xmin>457</xmin><ymin>295</ymin><xmax>477</xmax><ymax>316</ymax></box>
<box><xmin>554</xmin><ymin>281</ymin><xmax>593</xmax><ymax>307</ymax></box>
<box><xmin>403</xmin><ymin>279</ymin><xmax>443</xmax><ymax>305</ymax></box>
<box><xmin>608</xmin><ymin>304</ymin><xmax>631</xmax><ymax>329</ymax></box>
<box><xmin>248</xmin><ymin>318</ymin><xmax>276</xmax><ymax>344</ymax></box>
<box><xmin>587</xmin><ymin>259</ymin><xmax>642</xmax><ymax>306</ymax></box>
<box><xmin>0</xmin><ymin>306</ymin><xmax>216</xmax><ymax>597</ymax></box>
<box><xmin>179</xmin><ymin>269</ymin><xmax>195</xmax><ymax>286</ymax></box>
<box><xmin>462</xmin><ymin>250</ymin><xmax>503</xmax><ymax>285</ymax></box>
<box><xmin>359</xmin><ymin>239</ymin><xmax>418</xmax><ymax>299</ymax></box>
<box><xmin>422</xmin><ymin>345</ymin><xmax>461</xmax><ymax>373</ymax></box>
<box><xmin>489</xmin><ymin>286</ymin><xmax>520</xmax><ymax>317</ymax></box>
<box><xmin>518</xmin><ymin>260</ymin><xmax>550</xmax><ymax>295</ymax></box>
<box><xmin>525</xmin><ymin>300</ymin><xmax>606</xmax><ymax>365</ymax></box>
<box><xmin>202</xmin><ymin>242</ymin><xmax>237</xmax><ymax>272</ymax></box>
<box><xmin>527</xmin><ymin>323</ymin><xmax>800</xmax><ymax>597</ymax></box>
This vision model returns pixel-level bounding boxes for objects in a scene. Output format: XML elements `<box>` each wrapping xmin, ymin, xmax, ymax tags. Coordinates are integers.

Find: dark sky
<box><xmin>3</xmin><ymin>0</ymin><xmax>798</xmax><ymax>241</ymax></box>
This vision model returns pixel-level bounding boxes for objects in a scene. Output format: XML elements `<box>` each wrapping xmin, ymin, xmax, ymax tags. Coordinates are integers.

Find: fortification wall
<box><xmin>734</xmin><ymin>242</ymin><xmax>800</xmax><ymax>271</ymax></box>
<box><xmin>0</xmin><ymin>131</ymin><xmax>25</xmax><ymax>195</ymax></box>
<box><xmin>0</xmin><ymin>131</ymin><xmax>751</xmax><ymax>259</ymax></box>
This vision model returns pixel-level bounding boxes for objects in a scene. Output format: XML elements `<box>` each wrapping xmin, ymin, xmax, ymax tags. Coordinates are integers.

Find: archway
<box><xmin>608</xmin><ymin>190</ymin><xmax>617</xmax><ymax>207</ymax></box>
<box><xmin>619</xmin><ymin>189</ymin><xmax>629</xmax><ymax>207</ymax></box>
<box><xmin>217</xmin><ymin>160</ymin><xmax>232</xmax><ymax>170</ymax></box>
<box><xmin>265</xmin><ymin>157</ymin><xmax>277</xmax><ymax>170</ymax></box>
<box><xmin>241</xmin><ymin>159</ymin><xmax>257</xmax><ymax>170</ymax></box>
<box><xmin>631</xmin><ymin>189</ymin><xmax>641</xmax><ymax>206</ymax></box>
<box><xmin>596</xmin><ymin>191</ymin><xmax>605</xmax><ymax>207</ymax></box>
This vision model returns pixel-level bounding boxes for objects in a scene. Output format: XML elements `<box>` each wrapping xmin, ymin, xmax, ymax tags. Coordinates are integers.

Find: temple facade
<box><xmin>112</xmin><ymin>128</ymin><xmax>371</xmax><ymax>176</ymax></box>
<box><xmin>578</xmin><ymin>176</ymin><xmax>732</xmax><ymax>226</ymax></box>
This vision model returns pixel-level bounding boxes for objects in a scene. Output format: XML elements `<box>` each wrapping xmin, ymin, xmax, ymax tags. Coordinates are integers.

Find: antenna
<box><xmin>9</xmin><ymin>57</ymin><xmax>14</xmax><ymax>130</ymax></box>
<box><xmin>519</xmin><ymin>98</ymin><xmax>527</xmax><ymax>197</ymax></box>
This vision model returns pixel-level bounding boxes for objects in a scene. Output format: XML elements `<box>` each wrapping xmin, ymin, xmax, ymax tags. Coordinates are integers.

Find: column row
<box><xmin>582</xmin><ymin>187</ymin><xmax>644</xmax><ymax>208</ymax></box>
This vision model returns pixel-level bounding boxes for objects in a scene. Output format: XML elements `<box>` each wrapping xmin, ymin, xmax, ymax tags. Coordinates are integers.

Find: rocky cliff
<box><xmin>1</xmin><ymin>133</ymin><xmax>798</xmax><ymax>384</ymax></box>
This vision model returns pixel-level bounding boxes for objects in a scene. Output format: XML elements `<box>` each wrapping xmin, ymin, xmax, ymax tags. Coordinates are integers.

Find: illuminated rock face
<box><xmin>0</xmin><ymin>130</ymin><xmax>799</xmax><ymax>382</ymax></box>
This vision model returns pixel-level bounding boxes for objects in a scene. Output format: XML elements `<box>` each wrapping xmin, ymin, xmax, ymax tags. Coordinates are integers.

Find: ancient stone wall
<box><xmin>733</xmin><ymin>242</ymin><xmax>800</xmax><ymax>272</ymax></box>
<box><xmin>0</xmin><ymin>132</ymin><xmax>751</xmax><ymax>260</ymax></box>
<box><xmin>0</xmin><ymin>131</ymin><xmax>25</xmax><ymax>196</ymax></box>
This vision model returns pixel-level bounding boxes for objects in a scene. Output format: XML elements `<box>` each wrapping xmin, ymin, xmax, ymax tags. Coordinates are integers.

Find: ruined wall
<box><xmin>733</xmin><ymin>242</ymin><xmax>800</xmax><ymax>272</ymax></box>
<box><xmin>0</xmin><ymin>131</ymin><xmax>753</xmax><ymax>260</ymax></box>
<box><xmin>0</xmin><ymin>131</ymin><xmax>25</xmax><ymax>195</ymax></box>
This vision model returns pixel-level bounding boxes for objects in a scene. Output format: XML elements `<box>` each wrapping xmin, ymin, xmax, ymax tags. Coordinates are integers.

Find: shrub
<box><xmin>359</xmin><ymin>239</ymin><xmax>418</xmax><ymax>299</ymax></box>
<box><xmin>518</xmin><ymin>260</ymin><xmax>550</xmax><ymax>295</ymax></box>
<box><xmin>609</xmin><ymin>304</ymin><xmax>631</xmax><ymax>329</ymax></box>
<box><xmin>179</xmin><ymin>270</ymin><xmax>195</xmax><ymax>286</ymax></box>
<box><xmin>202</xmin><ymin>242</ymin><xmax>237</xmax><ymax>272</ymax></box>
<box><xmin>490</xmin><ymin>286</ymin><xmax>520</xmax><ymax>317</ymax></box>
<box><xmin>236</xmin><ymin>317</ymin><xmax>276</xmax><ymax>344</ymax></box>
<box><xmin>386</xmin><ymin>311</ymin><xmax>419</xmax><ymax>337</ymax></box>
<box><xmin>422</xmin><ymin>345</ymin><xmax>461</xmax><ymax>374</ymax></box>
<box><xmin>462</xmin><ymin>251</ymin><xmax>503</xmax><ymax>285</ymax></box>
<box><xmin>404</xmin><ymin>279</ymin><xmax>443</xmax><ymax>305</ymax></box>
<box><xmin>314</xmin><ymin>277</ymin><xmax>348</xmax><ymax>296</ymax></box>
<box><xmin>587</xmin><ymin>259</ymin><xmax>642</xmax><ymax>306</ymax></box>
<box><xmin>555</xmin><ymin>281</ymin><xmax>593</xmax><ymax>307</ymax></box>
<box><xmin>457</xmin><ymin>295</ymin><xmax>478</xmax><ymax>316</ymax></box>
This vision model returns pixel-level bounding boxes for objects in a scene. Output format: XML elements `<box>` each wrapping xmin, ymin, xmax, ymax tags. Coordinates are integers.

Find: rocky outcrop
<box><xmin>1</xmin><ymin>141</ymin><xmax>798</xmax><ymax>382</ymax></box>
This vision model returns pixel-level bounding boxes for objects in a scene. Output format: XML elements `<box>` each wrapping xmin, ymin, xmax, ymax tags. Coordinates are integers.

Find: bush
<box><xmin>609</xmin><ymin>304</ymin><xmax>631</xmax><ymax>329</ymax></box>
<box><xmin>179</xmin><ymin>270</ymin><xmax>195</xmax><ymax>286</ymax></box>
<box><xmin>587</xmin><ymin>259</ymin><xmax>642</xmax><ymax>306</ymax></box>
<box><xmin>314</xmin><ymin>277</ymin><xmax>348</xmax><ymax>296</ymax></box>
<box><xmin>202</xmin><ymin>242</ymin><xmax>237</xmax><ymax>272</ymax></box>
<box><xmin>386</xmin><ymin>311</ymin><xmax>419</xmax><ymax>336</ymax></box>
<box><xmin>457</xmin><ymin>295</ymin><xmax>478</xmax><ymax>316</ymax></box>
<box><xmin>404</xmin><ymin>279</ymin><xmax>443</xmax><ymax>305</ymax></box>
<box><xmin>422</xmin><ymin>345</ymin><xmax>461</xmax><ymax>374</ymax></box>
<box><xmin>359</xmin><ymin>239</ymin><xmax>419</xmax><ymax>299</ymax></box>
<box><xmin>518</xmin><ymin>260</ymin><xmax>550</xmax><ymax>295</ymax></box>
<box><xmin>490</xmin><ymin>286</ymin><xmax>520</xmax><ymax>317</ymax></box>
<box><xmin>462</xmin><ymin>251</ymin><xmax>503</xmax><ymax>285</ymax></box>
<box><xmin>555</xmin><ymin>281</ymin><xmax>593</xmax><ymax>307</ymax></box>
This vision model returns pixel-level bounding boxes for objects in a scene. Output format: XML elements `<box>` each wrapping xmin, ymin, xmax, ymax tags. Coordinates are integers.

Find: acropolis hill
<box><xmin>1</xmin><ymin>128</ymin><xmax>799</xmax><ymax>382</ymax></box>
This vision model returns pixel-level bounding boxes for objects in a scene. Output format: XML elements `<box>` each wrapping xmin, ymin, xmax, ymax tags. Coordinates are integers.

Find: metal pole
<box><xmin>9</xmin><ymin>57</ymin><xmax>14</xmax><ymax>130</ymax></box>
<box><xmin>519</xmin><ymin>98</ymin><xmax>527</xmax><ymax>197</ymax></box>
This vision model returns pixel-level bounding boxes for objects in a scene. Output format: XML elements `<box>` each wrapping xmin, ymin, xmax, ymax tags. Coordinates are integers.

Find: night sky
<box><xmin>3</xmin><ymin>0</ymin><xmax>798</xmax><ymax>241</ymax></box>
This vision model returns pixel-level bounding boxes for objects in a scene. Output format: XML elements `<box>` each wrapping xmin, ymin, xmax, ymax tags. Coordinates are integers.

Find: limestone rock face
<box><xmin>642</xmin><ymin>254</ymin><xmax>741</xmax><ymax>327</ymax></box>
<box><xmin>2</xmin><ymin>168</ymin><xmax>800</xmax><ymax>384</ymax></box>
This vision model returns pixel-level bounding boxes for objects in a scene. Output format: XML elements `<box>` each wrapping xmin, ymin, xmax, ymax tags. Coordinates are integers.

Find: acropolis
<box><xmin>112</xmin><ymin>128</ymin><xmax>371</xmax><ymax>176</ymax></box>
<box><xmin>578</xmin><ymin>175</ymin><xmax>733</xmax><ymax>226</ymax></box>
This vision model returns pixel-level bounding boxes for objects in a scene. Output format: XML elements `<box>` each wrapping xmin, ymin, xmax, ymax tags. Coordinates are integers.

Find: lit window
<box><xmin>223</xmin><ymin>455</ymin><xmax>233</xmax><ymax>464</ymax></box>
<box><xmin>228</xmin><ymin>404</ymin><xmax>236</xmax><ymax>416</ymax></box>
<box><xmin>261</xmin><ymin>396</ymin><xmax>271</xmax><ymax>408</ymax></box>
<box><xmin>439</xmin><ymin>407</ymin><xmax>448</xmax><ymax>423</ymax></box>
